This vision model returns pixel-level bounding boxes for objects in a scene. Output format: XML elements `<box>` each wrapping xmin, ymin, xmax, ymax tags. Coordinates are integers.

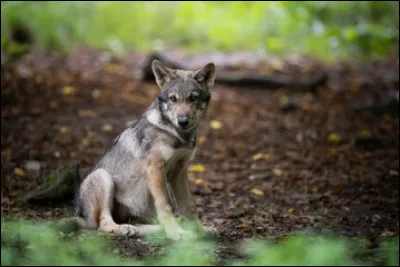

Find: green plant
<box><xmin>1</xmin><ymin>218</ymin><xmax>142</xmax><ymax>266</ymax></box>
<box><xmin>1</xmin><ymin>218</ymin><xmax>399</xmax><ymax>266</ymax></box>
<box><xmin>1</xmin><ymin>1</ymin><xmax>398</xmax><ymax>61</ymax></box>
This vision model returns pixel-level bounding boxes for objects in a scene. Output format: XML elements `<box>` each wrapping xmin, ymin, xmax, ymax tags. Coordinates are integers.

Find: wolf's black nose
<box><xmin>177</xmin><ymin>116</ymin><xmax>189</xmax><ymax>127</ymax></box>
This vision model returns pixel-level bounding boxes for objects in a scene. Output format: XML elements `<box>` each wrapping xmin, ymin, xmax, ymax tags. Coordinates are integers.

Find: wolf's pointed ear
<box><xmin>151</xmin><ymin>60</ymin><xmax>175</xmax><ymax>89</ymax></box>
<box><xmin>194</xmin><ymin>63</ymin><xmax>216</xmax><ymax>90</ymax></box>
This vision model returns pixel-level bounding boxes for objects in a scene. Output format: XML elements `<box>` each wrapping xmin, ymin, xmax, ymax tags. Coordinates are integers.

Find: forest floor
<box><xmin>1</xmin><ymin>47</ymin><xmax>399</xmax><ymax>264</ymax></box>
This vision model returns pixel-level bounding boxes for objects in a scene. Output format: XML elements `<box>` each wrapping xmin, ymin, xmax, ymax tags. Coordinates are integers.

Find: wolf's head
<box><xmin>151</xmin><ymin>60</ymin><xmax>216</xmax><ymax>132</ymax></box>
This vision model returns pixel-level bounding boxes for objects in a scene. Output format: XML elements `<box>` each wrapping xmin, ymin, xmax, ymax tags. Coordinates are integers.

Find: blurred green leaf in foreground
<box><xmin>1</xmin><ymin>1</ymin><xmax>399</xmax><ymax>61</ymax></box>
<box><xmin>1</xmin><ymin>218</ymin><xmax>398</xmax><ymax>266</ymax></box>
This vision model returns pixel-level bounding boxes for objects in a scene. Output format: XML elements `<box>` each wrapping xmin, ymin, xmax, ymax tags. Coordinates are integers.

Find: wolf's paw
<box><xmin>202</xmin><ymin>225</ymin><xmax>220</xmax><ymax>237</ymax></box>
<box><xmin>118</xmin><ymin>224</ymin><xmax>138</xmax><ymax>237</ymax></box>
<box><xmin>165</xmin><ymin>225</ymin><xmax>196</xmax><ymax>241</ymax></box>
<box><xmin>103</xmin><ymin>224</ymin><xmax>138</xmax><ymax>237</ymax></box>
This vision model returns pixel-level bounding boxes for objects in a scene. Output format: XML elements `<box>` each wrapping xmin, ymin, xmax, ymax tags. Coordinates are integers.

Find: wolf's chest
<box><xmin>165</xmin><ymin>147</ymin><xmax>193</xmax><ymax>171</ymax></box>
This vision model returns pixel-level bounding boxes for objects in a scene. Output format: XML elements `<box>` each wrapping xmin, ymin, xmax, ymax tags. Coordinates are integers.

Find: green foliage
<box><xmin>1</xmin><ymin>1</ymin><xmax>94</xmax><ymax>52</ymax></box>
<box><xmin>1</xmin><ymin>218</ymin><xmax>143</xmax><ymax>266</ymax></box>
<box><xmin>1</xmin><ymin>218</ymin><xmax>399</xmax><ymax>266</ymax></box>
<box><xmin>234</xmin><ymin>234</ymin><xmax>363</xmax><ymax>266</ymax></box>
<box><xmin>1</xmin><ymin>1</ymin><xmax>398</xmax><ymax>61</ymax></box>
<box><xmin>149</xmin><ymin>238</ymin><xmax>216</xmax><ymax>266</ymax></box>
<box><xmin>379</xmin><ymin>236</ymin><xmax>400</xmax><ymax>266</ymax></box>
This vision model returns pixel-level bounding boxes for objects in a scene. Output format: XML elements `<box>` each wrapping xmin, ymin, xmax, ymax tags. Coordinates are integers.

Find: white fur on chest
<box><xmin>159</xmin><ymin>145</ymin><xmax>193</xmax><ymax>171</ymax></box>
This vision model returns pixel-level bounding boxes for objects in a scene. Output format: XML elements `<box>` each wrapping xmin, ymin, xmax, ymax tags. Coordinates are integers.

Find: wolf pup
<box><xmin>70</xmin><ymin>60</ymin><xmax>218</xmax><ymax>241</ymax></box>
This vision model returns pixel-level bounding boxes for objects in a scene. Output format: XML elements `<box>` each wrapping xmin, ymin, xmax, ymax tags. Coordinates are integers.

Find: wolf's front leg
<box><xmin>171</xmin><ymin>162</ymin><xmax>219</xmax><ymax>237</ymax></box>
<box><xmin>146</xmin><ymin>154</ymin><xmax>194</xmax><ymax>241</ymax></box>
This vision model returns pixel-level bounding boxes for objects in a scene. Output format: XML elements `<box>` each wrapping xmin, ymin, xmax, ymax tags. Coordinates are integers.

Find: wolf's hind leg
<box><xmin>77</xmin><ymin>168</ymin><xmax>137</xmax><ymax>236</ymax></box>
<box><xmin>78</xmin><ymin>168</ymin><xmax>162</xmax><ymax>237</ymax></box>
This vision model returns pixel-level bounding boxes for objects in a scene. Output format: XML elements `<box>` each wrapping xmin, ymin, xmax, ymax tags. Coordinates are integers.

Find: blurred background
<box><xmin>1</xmin><ymin>2</ymin><xmax>399</xmax><ymax>266</ymax></box>
<box><xmin>1</xmin><ymin>1</ymin><xmax>399</xmax><ymax>61</ymax></box>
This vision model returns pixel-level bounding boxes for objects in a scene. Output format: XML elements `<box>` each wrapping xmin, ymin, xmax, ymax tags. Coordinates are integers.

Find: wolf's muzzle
<box><xmin>177</xmin><ymin>115</ymin><xmax>189</xmax><ymax>128</ymax></box>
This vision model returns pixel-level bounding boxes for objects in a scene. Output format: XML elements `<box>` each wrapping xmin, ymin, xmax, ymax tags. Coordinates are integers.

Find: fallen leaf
<box><xmin>287</xmin><ymin>208</ymin><xmax>294</xmax><ymax>213</ymax></box>
<box><xmin>199</xmin><ymin>136</ymin><xmax>207</xmax><ymax>144</ymax></box>
<box><xmin>194</xmin><ymin>178</ymin><xmax>204</xmax><ymax>185</ymax></box>
<box><xmin>125</xmin><ymin>120</ymin><xmax>136</xmax><ymax>127</ymax></box>
<box><xmin>106</xmin><ymin>63</ymin><xmax>119</xmax><ymax>73</ymax></box>
<box><xmin>252</xmin><ymin>153</ymin><xmax>272</xmax><ymax>161</ymax></box>
<box><xmin>328</xmin><ymin>133</ymin><xmax>341</xmax><ymax>143</ymax></box>
<box><xmin>280</xmin><ymin>95</ymin><xmax>290</xmax><ymax>105</ymax></box>
<box><xmin>78</xmin><ymin>109</ymin><xmax>96</xmax><ymax>117</ymax></box>
<box><xmin>102</xmin><ymin>124</ymin><xmax>114</xmax><ymax>132</ymax></box>
<box><xmin>252</xmin><ymin>153</ymin><xmax>264</xmax><ymax>161</ymax></box>
<box><xmin>81</xmin><ymin>138</ymin><xmax>90</xmax><ymax>147</ymax></box>
<box><xmin>210</xmin><ymin>120</ymin><xmax>223</xmax><ymax>130</ymax></box>
<box><xmin>87</xmin><ymin>131</ymin><xmax>97</xmax><ymax>139</ymax></box>
<box><xmin>14</xmin><ymin>168</ymin><xmax>26</xmax><ymax>177</ymax></box>
<box><xmin>311</xmin><ymin>186</ymin><xmax>318</xmax><ymax>193</ymax></box>
<box><xmin>61</xmin><ymin>85</ymin><xmax>75</xmax><ymax>96</ymax></box>
<box><xmin>188</xmin><ymin>164</ymin><xmax>206</xmax><ymax>173</ymax></box>
<box><xmin>59</xmin><ymin>126</ymin><xmax>70</xmax><ymax>134</ymax></box>
<box><xmin>273</xmin><ymin>168</ymin><xmax>282</xmax><ymax>176</ymax></box>
<box><xmin>359</xmin><ymin>130</ymin><xmax>372</xmax><ymax>138</ymax></box>
<box><xmin>239</xmin><ymin>223</ymin><xmax>251</xmax><ymax>229</ymax></box>
<box><xmin>251</xmin><ymin>188</ymin><xmax>264</xmax><ymax>196</ymax></box>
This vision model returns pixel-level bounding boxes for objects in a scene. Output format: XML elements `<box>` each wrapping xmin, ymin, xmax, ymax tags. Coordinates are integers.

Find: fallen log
<box><xmin>137</xmin><ymin>52</ymin><xmax>329</xmax><ymax>93</ymax></box>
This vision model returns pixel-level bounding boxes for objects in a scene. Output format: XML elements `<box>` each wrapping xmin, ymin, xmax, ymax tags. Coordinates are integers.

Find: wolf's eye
<box><xmin>169</xmin><ymin>95</ymin><xmax>177</xmax><ymax>102</ymax></box>
<box><xmin>189</xmin><ymin>95</ymin><xmax>198</xmax><ymax>102</ymax></box>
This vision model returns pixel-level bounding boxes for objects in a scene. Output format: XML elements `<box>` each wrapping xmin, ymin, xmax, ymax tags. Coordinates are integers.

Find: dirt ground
<box><xmin>1</xmin><ymin>48</ymin><xmax>399</xmax><ymax>264</ymax></box>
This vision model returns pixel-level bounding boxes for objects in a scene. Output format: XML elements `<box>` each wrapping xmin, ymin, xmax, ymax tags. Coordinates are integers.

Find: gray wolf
<box><xmin>68</xmin><ymin>60</ymin><xmax>218</xmax><ymax>241</ymax></box>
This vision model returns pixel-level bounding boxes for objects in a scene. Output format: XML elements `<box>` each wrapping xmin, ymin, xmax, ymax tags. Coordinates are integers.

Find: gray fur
<box><xmin>71</xmin><ymin>60</ymin><xmax>218</xmax><ymax>240</ymax></box>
